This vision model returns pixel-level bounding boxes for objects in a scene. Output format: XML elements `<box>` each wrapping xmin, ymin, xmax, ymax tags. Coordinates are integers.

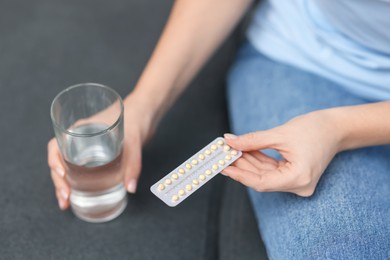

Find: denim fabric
<box><xmin>226</xmin><ymin>42</ymin><xmax>390</xmax><ymax>259</ymax></box>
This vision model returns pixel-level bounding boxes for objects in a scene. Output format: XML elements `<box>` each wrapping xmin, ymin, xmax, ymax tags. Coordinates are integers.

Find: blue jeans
<box><xmin>226</xmin><ymin>42</ymin><xmax>390</xmax><ymax>259</ymax></box>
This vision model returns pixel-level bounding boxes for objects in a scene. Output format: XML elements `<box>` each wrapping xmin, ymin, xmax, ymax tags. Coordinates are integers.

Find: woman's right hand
<box><xmin>47</xmin><ymin>92</ymin><xmax>156</xmax><ymax>210</ymax></box>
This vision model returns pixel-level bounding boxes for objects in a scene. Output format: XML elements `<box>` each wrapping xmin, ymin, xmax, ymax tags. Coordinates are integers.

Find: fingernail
<box><xmin>127</xmin><ymin>179</ymin><xmax>137</xmax><ymax>193</ymax></box>
<box><xmin>58</xmin><ymin>199</ymin><xmax>65</xmax><ymax>210</ymax></box>
<box><xmin>56</xmin><ymin>167</ymin><xmax>65</xmax><ymax>177</ymax></box>
<box><xmin>61</xmin><ymin>189</ymin><xmax>69</xmax><ymax>200</ymax></box>
<box><xmin>224</xmin><ymin>133</ymin><xmax>237</xmax><ymax>140</ymax></box>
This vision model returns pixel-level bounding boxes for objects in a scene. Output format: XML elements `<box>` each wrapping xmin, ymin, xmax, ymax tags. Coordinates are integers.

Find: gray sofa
<box><xmin>0</xmin><ymin>0</ymin><xmax>267</xmax><ymax>259</ymax></box>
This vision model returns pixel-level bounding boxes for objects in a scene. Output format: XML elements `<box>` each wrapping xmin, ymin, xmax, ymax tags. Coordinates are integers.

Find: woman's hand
<box><xmin>222</xmin><ymin>111</ymin><xmax>343</xmax><ymax>197</ymax></box>
<box><xmin>47</xmin><ymin>92</ymin><xmax>155</xmax><ymax>210</ymax></box>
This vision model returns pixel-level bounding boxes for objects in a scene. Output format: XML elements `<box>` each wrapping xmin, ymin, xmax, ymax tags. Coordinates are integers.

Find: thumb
<box><xmin>123</xmin><ymin>134</ymin><xmax>142</xmax><ymax>193</ymax></box>
<box><xmin>224</xmin><ymin>131</ymin><xmax>277</xmax><ymax>151</ymax></box>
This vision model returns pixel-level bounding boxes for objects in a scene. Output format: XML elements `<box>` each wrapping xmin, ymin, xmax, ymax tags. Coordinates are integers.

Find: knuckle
<box><xmin>296</xmin><ymin>186</ymin><xmax>315</xmax><ymax>197</ymax></box>
<box><xmin>50</xmin><ymin>172</ymin><xmax>56</xmax><ymax>183</ymax></box>
<box><xmin>48</xmin><ymin>157</ymin><xmax>56</xmax><ymax>168</ymax></box>
<box><xmin>47</xmin><ymin>138</ymin><xmax>56</xmax><ymax>150</ymax></box>
<box><xmin>231</xmin><ymin>172</ymin><xmax>243</xmax><ymax>183</ymax></box>
<box><xmin>230</xmin><ymin>170</ymin><xmax>247</xmax><ymax>184</ymax></box>
<box><xmin>47</xmin><ymin>140</ymin><xmax>58</xmax><ymax>168</ymax></box>
<box><xmin>233</xmin><ymin>158</ymin><xmax>245</xmax><ymax>168</ymax></box>
<box><xmin>47</xmin><ymin>139</ymin><xmax>53</xmax><ymax>148</ymax></box>
<box><xmin>292</xmin><ymin>165</ymin><xmax>312</xmax><ymax>187</ymax></box>
<box><xmin>48</xmin><ymin>157</ymin><xmax>57</xmax><ymax>169</ymax></box>
<box><xmin>298</xmin><ymin>175</ymin><xmax>312</xmax><ymax>187</ymax></box>
<box><xmin>254</xmin><ymin>185</ymin><xmax>267</xmax><ymax>192</ymax></box>
<box><xmin>246</xmin><ymin>132</ymin><xmax>257</xmax><ymax>142</ymax></box>
<box><xmin>253</xmin><ymin>176</ymin><xmax>268</xmax><ymax>192</ymax></box>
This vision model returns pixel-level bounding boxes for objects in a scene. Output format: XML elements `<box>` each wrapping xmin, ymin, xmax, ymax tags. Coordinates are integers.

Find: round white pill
<box><xmin>224</xmin><ymin>145</ymin><xmax>231</xmax><ymax>151</ymax></box>
<box><xmin>164</xmin><ymin>179</ymin><xmax>172</xmax><ymax>185</ymax></box>
<box><xmin>186</xmin><ymin>184</ymin><xmax>192</xmax><ymax>191</ymax></box>
<box><xmin>217</xmin><ymin>140</ymin><xmax>224</xmax><ymax>146</ymax></box>
<box><xmin>172</xmin><ymin>195</ymin><xmax>179</xmax><ymax>202</ymax></box>
<box><xmin>225</xmin><ymin>155</ymin><xmax>232</xmax><ymax>161</ymax></box>
<box><xmin>172</xmin><ymin>173</ymin><xmax>178</xmax><ymax>180</ymax></box>
<box><xmin>199</xmin><ymin>175</ymin><xmax>206</xmax><ymax>181</ymax></box>
<box><xmin>205</xmin><ymin>149</ymin><xmax>211</xmax><ymax>155</ymax></box>
<box><xmin>212</xmin><ymin>164</ymin><xmax>219</xmax><ymax>171</ymax></box>
<box><xmin>211</xmin><ymin>144</ymin><xmax>218</xmax><ymax>151</ymax></box>
<box><xmin>231</xmin><ymin>150</ymin><xmax>238</xmax><ymax>156</ymax></box>
<box><xmin>178</xmin><ymin>168</ymin><xmax>185</xmax><ymax>175</ymax></box>
<box><xmin>205</xmin><ymin>170</ymin><xmax>212</xmax><ymax>175</ymax></box>
<box><xmin>191</xmin><ymin>159</ymin><xmax>198</xmax><ymax>165</ymax></box>
<box><xmin>178</xmin><ymin>189</ymin><xmax>185</xmax><ymax>196</ymax></box>
<box><xmin>218</xmin><ymin>160</ymin><xmax>225</xmax><ymax>166</ymax></box>
<box><xmin>198</xmin><ymin>154</ymin><xmax>205</xmax><ymax>160</ymax></box>
<box><xmin>158</xmin><ymin>183</ymin><xmax>165</xmax><ymax>191</ymax></box>
<box><xmin>186</xmin><ymin>163</ymin><xmax>192</xmax><ymax>170</ymax></box>
<box><xmin>192</xmin><ymin>179</ymin><xmax>199</xmax><ymax>185</ymax></box>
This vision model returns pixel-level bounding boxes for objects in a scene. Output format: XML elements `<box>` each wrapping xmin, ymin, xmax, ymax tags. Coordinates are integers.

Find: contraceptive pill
<box><xmin>185</xmin><ymin>184</ymin><xmax>192</xmax><ymax>191</ymax></box>
<box><xmin>158</xmin><ymin>183</ymin><xmax>165</xmax><ymax>191</ymax></box>
<box><xmin>150</xmin><ymin>137</ymin><xmax>242</xmax><ymax>207</ymax></box>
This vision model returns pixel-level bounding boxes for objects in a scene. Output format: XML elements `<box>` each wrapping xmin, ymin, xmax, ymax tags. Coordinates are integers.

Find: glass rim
<box><xmin>50</xmin><ymin>83</ymin><xmax>124</xmax><ymax>137</ymax></box>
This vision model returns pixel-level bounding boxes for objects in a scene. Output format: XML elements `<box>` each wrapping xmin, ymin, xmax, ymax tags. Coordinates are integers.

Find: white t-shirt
<box><xmin>247</xmin><ymin>0</ymin><xmax>390</xmax><ymax>101</ymax></box>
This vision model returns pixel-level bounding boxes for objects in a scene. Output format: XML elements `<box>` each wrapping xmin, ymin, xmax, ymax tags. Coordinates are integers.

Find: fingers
<box><xmin>47</xmin><ymin>139</ymin><xmax>66</xmax><ymax>178</ymax></box>
<box><xmin>222</xmin><ymin>166</ymin><xmax>295</xmax><ymax>193</ymax></box>
<box><xmin>243</xmin><ymin>152</ymin><xmax>278</xmax><ymax>170</ymax></box>
<box><xmin>233</xmin><ymin>157</ymin><xmax>262</xmax><ymax>173</ymax></box>
<box><xmin>51</xmin><ymin>171</ymin><xmax>70</xmax><ymax>206</ymax></box>
<box><xmin>48</xmin><ymin>139</ymin><xmax>70</xmax><ymax>210</ymax></box>
<box><xmin>56</xmin><ymin>188</ymin><xmax>70</xmax><ymax>210</ymax></box>
<box><xmin>123</xmin><ymin>133</ymin><xmax>142</xmax><ymax>193</ymax></box>
<box><xmin>223</xmin><ymin>160</ymin><xmax>316</xmax><ymax>196</ymax></box>
<box><xmin>224</xmin><ymin>131</ymin><xmax>279</xmax><ymax>151</ymax></box>
<box><xmin>248</xmin><ymin>151</ymin><xmax>278</xmax><ymax>166</ymax></box>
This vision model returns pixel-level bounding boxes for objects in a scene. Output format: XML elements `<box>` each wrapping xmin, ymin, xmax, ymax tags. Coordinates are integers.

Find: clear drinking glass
<box><xmin>50</xmin><ymin>83</ymin><xmax>127</xmax><ymax>223</ymax></box>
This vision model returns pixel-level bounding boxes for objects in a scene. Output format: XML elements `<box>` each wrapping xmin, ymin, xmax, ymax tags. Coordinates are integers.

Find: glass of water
<box><xmin>50</xmin><ymin>83</ymin><xmax>127</xmax><ymax>223</ymax></box>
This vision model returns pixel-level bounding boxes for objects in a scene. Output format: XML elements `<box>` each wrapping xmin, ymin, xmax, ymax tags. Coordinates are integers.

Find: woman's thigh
<box><xmin>227</xmin><ymin>42</ymin><xmax>390</xmax><ymax>259</ymax></box>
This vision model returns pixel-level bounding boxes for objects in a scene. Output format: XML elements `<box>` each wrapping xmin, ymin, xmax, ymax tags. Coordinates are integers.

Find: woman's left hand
<box><xmin>222</xmin><ymin>111</ymin><xmax>343</xmax><ymax>197</ymax></box>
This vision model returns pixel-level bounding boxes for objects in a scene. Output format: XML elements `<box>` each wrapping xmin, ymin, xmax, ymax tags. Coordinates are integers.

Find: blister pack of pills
<box><xmin>150</xmin><ymin>137</ymin><xmax>242</xmax><ymax>207</ymax></box>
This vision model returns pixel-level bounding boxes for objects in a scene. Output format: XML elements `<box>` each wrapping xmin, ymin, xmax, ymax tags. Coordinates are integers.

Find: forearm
<box><xmin>321</xmin><ymin>102</ymin><xmax>390</xmax><ymax>151</ymax></box>
<box><xmin>128</xmin><ymin>0</ymin><xmax>253</xmax><ymax>125</ymax></box>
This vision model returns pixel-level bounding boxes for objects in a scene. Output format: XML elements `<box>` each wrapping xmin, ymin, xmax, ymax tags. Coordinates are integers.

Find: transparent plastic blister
<box><xmin>150</xmin><ymin>137</ymin><xmax>242</xmax><ymax>207</ymax></box>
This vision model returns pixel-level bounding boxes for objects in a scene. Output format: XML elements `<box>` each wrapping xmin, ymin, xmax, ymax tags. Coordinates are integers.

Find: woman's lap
<box><xmin>226</xmin><ymin>42</ymin><xmax>390</xmax><ymax>259</ymax></box>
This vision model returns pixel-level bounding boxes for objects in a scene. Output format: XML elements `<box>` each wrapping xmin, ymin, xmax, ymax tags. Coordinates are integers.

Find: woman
<box><xmin>48</xmin><ymin>0</ymin><xmax>390</xmax><ymax>258</ymax></box>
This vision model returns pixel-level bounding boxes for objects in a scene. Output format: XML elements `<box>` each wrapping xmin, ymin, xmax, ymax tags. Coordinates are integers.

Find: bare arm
<box><xmin>128</xmin><ymin>0</ymin><xmax>253</xmax><ymax>129</ymax></box>
<box><xmin>48</xmin><ymin>0</ymin><xmax>254</xmax><ymax>209</ymax></box>
<box><xmin>325</xmin><ymin>101</ymin><xmax>390</xmax><ymax>151</ymax></box>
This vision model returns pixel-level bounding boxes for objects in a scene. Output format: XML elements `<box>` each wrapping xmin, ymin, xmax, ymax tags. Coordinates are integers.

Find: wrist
<box><xmin>123</xmin><ymin>90</ymin><xmax>160</xmax><ymax>142</ymax></box>
<box><xmin>315</xmin><ymin>108</ymin><xmax>350</xmax><ymax>152</ymax></box>
<box><xmin>124</xmin><ymin>89</ymin><xmax>157</xmax><ymax>119</ymax></box>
